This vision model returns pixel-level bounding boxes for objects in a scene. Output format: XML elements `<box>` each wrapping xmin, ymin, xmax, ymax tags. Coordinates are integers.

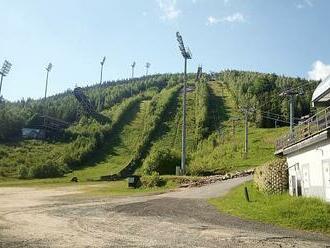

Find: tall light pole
<box><xmin>44</xmin><ymin>63</ymin><xmax>53</xmax><ymax>101</ymax></box>
<box><xmin>100</xmin><ymin>56</ymin><xmax>106</xmax><ymax>84</ymax></box>
<box><xmin>131</xmin><ymin>61</ymin><xmax>136</xmax><ymax>78</ymax></box>
<box><xmin>145</xmin><ymin>62</ymin><xmax>151</xmax><ymax>76</ymax></box>
<box><xmin>176</xmin><ymin>31</ymin><xmax>192</xmax><ymax>175</ymax></box>
<box><xmin>0</xmin><ymin>60</ymin><xmax>12</xmax><ymax>96</ymax></box>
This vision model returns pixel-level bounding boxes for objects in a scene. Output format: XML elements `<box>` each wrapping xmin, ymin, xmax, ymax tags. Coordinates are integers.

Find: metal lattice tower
<box><xmin>73</xmin><ymin>87</ymin><xmax>97</xmax><ymax>116</ymax></box>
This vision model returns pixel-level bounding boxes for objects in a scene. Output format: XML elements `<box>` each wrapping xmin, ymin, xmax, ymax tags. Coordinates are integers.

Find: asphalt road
<box><xmin>0</xmin><ymin>176</ymin><xmax>329</xmax><ymax>247</ymax></box>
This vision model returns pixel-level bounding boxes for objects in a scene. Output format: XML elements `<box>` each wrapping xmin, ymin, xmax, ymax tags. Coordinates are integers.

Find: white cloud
<box><xmin>223</xmin><ymin>12</ymin><xmax>245</xmax><ymax>23</ymax></box>
<box><xmin>308</xmin><ymin>60</ymin><xmax>330</xmax><ymax>80</ymax></box>
<box><xmin>158</xmin><ymin>0</ymin><xmax>181</xmax><ymax>20</ymax></box>
<box><xmin>207</xmin><ymin>16</ymin><xmax>220</xmax><ymax>25</ymax></box>
<box><xmin>207</xmin><ymin>12</ymin><xmax>245</xmax><ymax>25</ymax></box>
<box><xmin>296</xmin><ymin>0</ymin><xmax>313</xmax><ymax>9</ymax></box>
<box><xmin>304</xmin><ymin>0</ymin><xmax>313</xmax><ymax>7</ymax></box>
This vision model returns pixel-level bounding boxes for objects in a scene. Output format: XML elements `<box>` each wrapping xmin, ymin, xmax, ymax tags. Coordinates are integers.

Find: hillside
<box><xmin>0</xmin><ymin>71</ymin><xmax>318</xmax><ymax>182</ymax></box>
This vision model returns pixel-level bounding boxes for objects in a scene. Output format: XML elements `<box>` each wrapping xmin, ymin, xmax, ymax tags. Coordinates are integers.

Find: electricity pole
<box><xmin>131</xmin><ymin>61</ymin><xmax>136</xmax><ymax>78</ymax></box>
<box><xmin>176</xmin><ymin>32</ymin><xmax>192</xmax><ymax>175</ymax></box>
<box><xmin>44</xmin><ymin>63</ymin><xmax>53</xmax><ymax>100</ymax></box>
<box><xmin>100</xmin><ymin>56</ymin><xmax>106</xmax><ymax>84</ymax></box>
<box><xmin>280</xmin><ymin>89</ymin><xmax>302</xmax><ymax>133</ymax></box>
<box><xmin>0</xmin><ymin>60</ymin><xmax>12</xmax><ymax>96</ymax></box>
<box><xmin>145</xmin><ymin>62</ymin><xmax>151</xmax><ymax>76</ymax></box>
<box><xmin>240</xmin><ymin>107</ymin><xmax>254</xmax><ymax>159</ymax></box>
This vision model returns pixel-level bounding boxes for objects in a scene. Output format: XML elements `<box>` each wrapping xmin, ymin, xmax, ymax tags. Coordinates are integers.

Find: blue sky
<box><xmin>1</xmin><ymin>0</ymin><xmax>330</xmax><ymax>101</ymax></box>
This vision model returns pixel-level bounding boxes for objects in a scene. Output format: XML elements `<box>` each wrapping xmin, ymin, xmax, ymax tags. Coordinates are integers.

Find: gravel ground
<box><xmin>0</xmin><ymin>176</ymin><xmax>329</xmax><ymax>248</ymax></box>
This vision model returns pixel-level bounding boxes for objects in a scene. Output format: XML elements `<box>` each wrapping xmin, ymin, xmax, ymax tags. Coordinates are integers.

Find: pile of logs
<box><xmin>179</xmin><ymin>169</ymin><xmax>254</xmax><ymax>188</ymax></box>
<box><xmin>254</xmin><ymin>159</ymin><xmax>288</xmax><ymax>194</ymax></box>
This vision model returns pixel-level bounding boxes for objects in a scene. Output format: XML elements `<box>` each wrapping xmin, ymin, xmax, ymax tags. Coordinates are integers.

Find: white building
<box><xmin>275</xmin><ymin>76</ymin><xmax>330</xmax><ymax>202</ymax></box>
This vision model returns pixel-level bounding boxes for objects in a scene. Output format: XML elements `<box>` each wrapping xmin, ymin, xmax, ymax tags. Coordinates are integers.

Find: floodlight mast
<box><xmin>44</xmin><ymin>63</ymin><xmax>53</xmax><ymax>101</ymax></box>
<box><xmin>100</xmin><ymin>56</ymin><xmax>106</xmax><ymax>84</ymax></box>
<box><xmin>131</xmin><ymin>61</ymin><xmax>136</xmax><ymax>78</ymax></box>
<box><xmin>176</xmin><ymin>31</ymin><xmax>192</xmax><ymax>175</ymax></box>
<box><xmin>145</xmin><ymin>62</ymin><xmax>151</xmax><ymax>76</ymax></box>
<box><xmin>0</xmin><ymin>60</ymin><xmax>12</xmax><ymax>96</ymax></box>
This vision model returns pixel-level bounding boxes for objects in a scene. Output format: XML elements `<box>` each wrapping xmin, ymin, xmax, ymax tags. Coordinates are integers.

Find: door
<box><xmin>291</xmin><ymin>175</ymin><xmax>296</xmax><ymax>196</ymax></box>
<box><xmin>323</xmin><ymin>161</ymin><xmax>330</xmax><ymax>201</ymax></box>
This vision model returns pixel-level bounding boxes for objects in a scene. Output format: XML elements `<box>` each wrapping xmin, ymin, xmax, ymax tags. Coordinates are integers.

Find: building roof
<box><xmin>312</xmin><ymin>75</ymin><xmax>330</xmax><ymax>106</ymax></box>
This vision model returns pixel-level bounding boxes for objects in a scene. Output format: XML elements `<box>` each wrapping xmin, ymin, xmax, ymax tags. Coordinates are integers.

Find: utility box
<box><xmin>128</xmin><ymin>175</ymin><xmax>140</xmax><ymax>188</ymax></box>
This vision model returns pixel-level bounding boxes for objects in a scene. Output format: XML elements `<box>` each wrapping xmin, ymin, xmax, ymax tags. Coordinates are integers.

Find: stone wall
<box><xmin>254</xmin><ymin>159</ymin><xmax>288</xmax><ymax>194</ymax></box>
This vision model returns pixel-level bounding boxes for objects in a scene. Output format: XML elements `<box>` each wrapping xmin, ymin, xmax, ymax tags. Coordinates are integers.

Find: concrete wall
<box><xmin>286</xmin><ymin>138</ymin><xmax>330</xmax><ymax>202</ymax></box>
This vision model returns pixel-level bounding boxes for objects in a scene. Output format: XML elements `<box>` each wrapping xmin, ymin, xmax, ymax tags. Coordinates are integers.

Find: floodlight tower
<box><xmin>145</xmin><ymin>62</ymin><xmax>151</xmax><ymax>76</ymax></box>
<box><xmin>131</xmin><ymin>61</ymin><xmax>136</xmax><ymax>78</ymax></box>
<box><xmin>0</xmin><ymin>60</ymin><xmax>12</xmax><ymax>96</ymax></box>
<box><xmin>176</xmin><ymin>31</ymin><xmax>192</xmax><ymax>175</ymax></box>
<box><xmin>100</xmin><ymin>56</ymin><xmax>106</xmax><ymax>84</ymax></box>
<box><xmin>44</xmin><ymin>63</ymin><xmax>53</xmax><ymax>101</ymax></box>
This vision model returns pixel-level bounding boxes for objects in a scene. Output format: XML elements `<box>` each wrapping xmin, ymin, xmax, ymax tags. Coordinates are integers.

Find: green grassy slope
<box><xmin>0</xmin><ymin>94</ymin><xmax>147</xmax><ymax>180</ymax></box>
<box><xmin>146</xmin><ymin>88</ymin><xmax>197</xmax><ymax>155</ymax></box>
<box><xmin>0</xmin><ymin>77</ymin><xmax>293</xmax><ymax>182</ymax></box>
<box><xmin>70</xmin><ymin>100</ymin><xmax>149</xmax><ymax>181</ymax></box>
<box><xmin>189</xmin><ymin>81</ymin><xmax>288</xmax><ymax>175</ymax></box>
<box><xmin>0</xmin><ymin>140</ymin><xmax>67</xmax><ymax>177</ymax></box>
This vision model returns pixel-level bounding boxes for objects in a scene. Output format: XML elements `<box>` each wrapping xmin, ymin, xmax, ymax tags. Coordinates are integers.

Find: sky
<box><xmin>1</xmin><ymin>0</ymin><xmax>330</xmax><ymax>101</ymax></box>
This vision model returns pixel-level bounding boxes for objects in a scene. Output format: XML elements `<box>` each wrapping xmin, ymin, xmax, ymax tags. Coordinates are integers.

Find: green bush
<box><xmin>28</xmin><ymin>162</ymin><xmax>65</xmax><ymax>178</ymax></box>
<box><xmin>18</xmin><ymin>165</ymin><xmax>29</xmax><ymax>179</ymax></box>
<box><xmin>143</xmin><ymin>148</ymin><xmax>180</xmax><ymax>175</ymax></box>
<box><xmin>141</xmin><ymin>172</ymin><xmax>164</xmax><ymax>188</ymax></box>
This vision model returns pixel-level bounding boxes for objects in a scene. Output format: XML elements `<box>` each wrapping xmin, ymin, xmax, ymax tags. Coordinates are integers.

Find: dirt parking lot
<box><xmin>0</xmin><ymin>176</ymin><xmax>329</xmax><ymax>247</ymax></box>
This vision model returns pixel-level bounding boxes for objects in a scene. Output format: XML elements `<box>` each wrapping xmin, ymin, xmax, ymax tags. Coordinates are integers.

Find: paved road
<box><xmin>0</xmin><ymin>176</ymin><xmax>329</xmax><ymax>247</ymax></box>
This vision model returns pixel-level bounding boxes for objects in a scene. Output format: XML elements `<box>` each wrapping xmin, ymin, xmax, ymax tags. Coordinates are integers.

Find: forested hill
<box><xmin>0</xmin><ymin>74</ymin><xmax>182</xmax><ymax>141</ymax></box>
<box><xmin>219</xmin><ymin>70</ymin><xmax>319</xmax><ymax>128</ymax></box>
<box><xmin>0</xmin><ymin>70</ymin><xmax>319</xmax><ymax>180</ymax></box>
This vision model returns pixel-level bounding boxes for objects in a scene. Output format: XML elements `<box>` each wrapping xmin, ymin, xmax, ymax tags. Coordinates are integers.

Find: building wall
<box><xmin>286</xmin><ymin>138</ymin><xmax>330</xmax><ymax>202</ymax></box>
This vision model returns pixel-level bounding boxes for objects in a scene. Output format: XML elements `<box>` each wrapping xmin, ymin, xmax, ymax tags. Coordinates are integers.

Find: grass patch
<box><xmin>209</xmin><ymin>182</ymin><xmax>330</xmax><ymax>235</ymax></box>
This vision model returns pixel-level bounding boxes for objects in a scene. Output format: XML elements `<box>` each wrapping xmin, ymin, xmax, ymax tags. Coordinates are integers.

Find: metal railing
<box><xmin>275</xmin><ymin>106</ymin><xmax>330</xmax><ymax>152</ymax></box>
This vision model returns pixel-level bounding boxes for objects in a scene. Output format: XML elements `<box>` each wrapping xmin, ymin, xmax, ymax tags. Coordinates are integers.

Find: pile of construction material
<box><xmin>179</xmin><ymin>169</ymin><xmax>254</xmax><ymax>188</ymax></box>
<box><xmin>254</xmin><ymin>159</ymin><xmax>288</xmax><ymax>194</ymax></box>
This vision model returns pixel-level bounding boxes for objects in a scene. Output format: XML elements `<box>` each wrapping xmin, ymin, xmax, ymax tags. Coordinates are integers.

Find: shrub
<box><xmin>18</xmin><ymin>165</ymin><xmax>29</xmax><ymax>179</ymax></box>
<box><xmin>143</xmin><ymin>148</ymin><xmax>180</xmax><ymax>175</ymax></box>
<box><xmin>28</xmin><ymin>162</ymin><xmax>64</xmax><ymax>178</ymax></box>
<box><xmin>141</xmin><ymin>172</ymin><xmax>164</xmax><ymax>188</ymax></box>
